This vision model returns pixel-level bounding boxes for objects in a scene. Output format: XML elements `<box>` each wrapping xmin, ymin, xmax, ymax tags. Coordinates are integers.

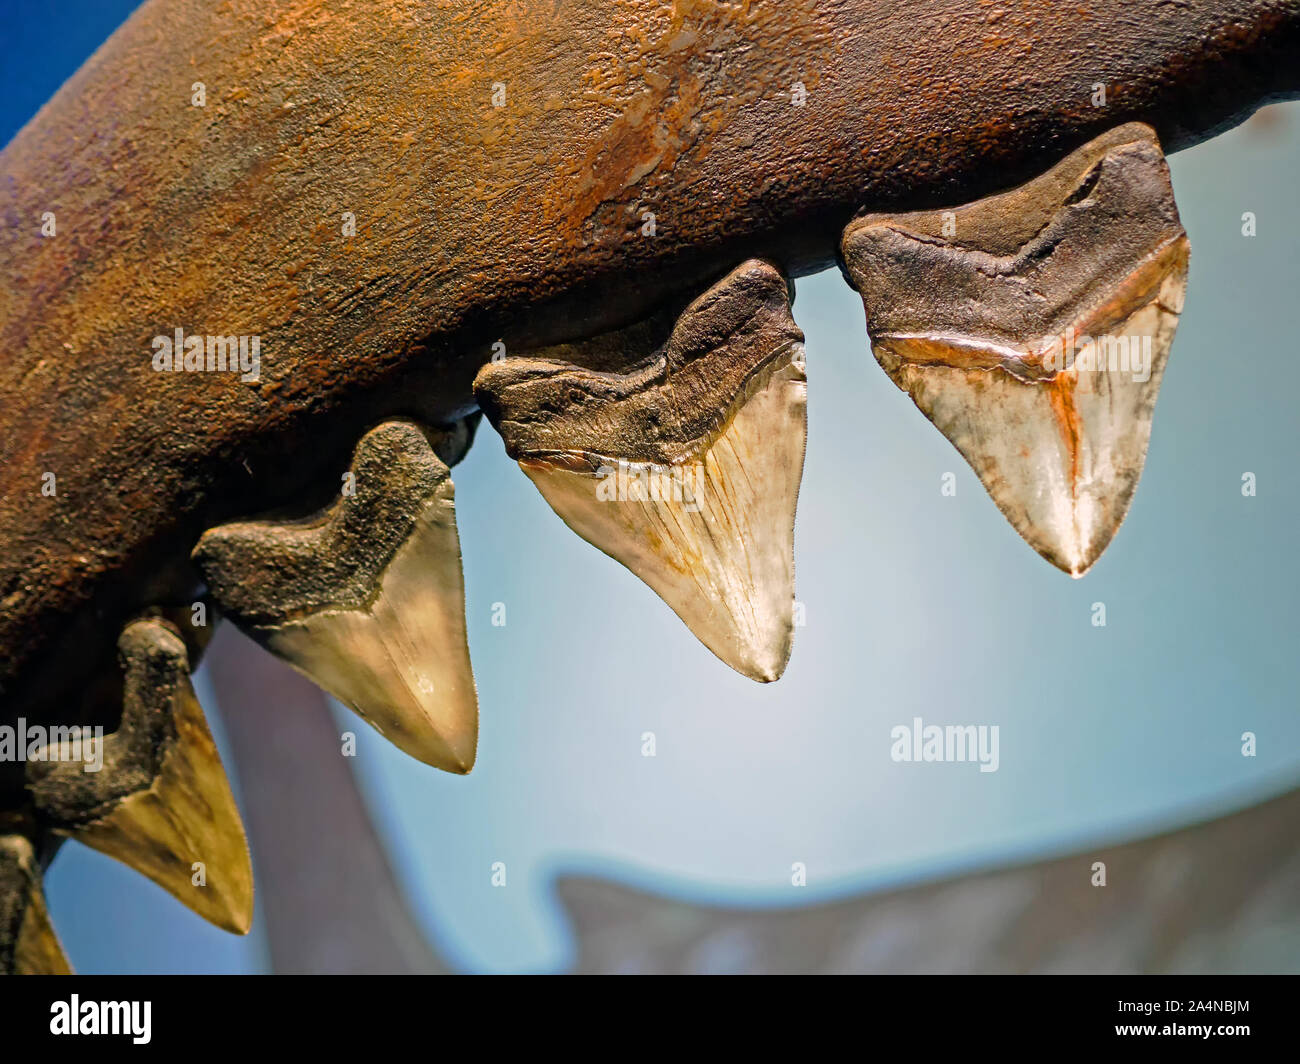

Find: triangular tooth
<box><xmin>841</xmin><ymin>122</ymin><xmax>1189</xmax><ymax>576</ymax></box>
<box><xmin>193</xmin><ymin>420</ymin><xmax>479</xmax><ymax>773</ymax></box>
<box><xmin>475</xmin><ymin>259</ymin><xmax>807</xmax><ymax>682</ymax></box>
<box><xmin>26</xmin><ymin>619</ymin><xmax>254</xmax><ymax>934</ymax></box>
<box><xmin>1</xmin><ymin>834</ymin><xmax>72</xmax><ymax>974</ymax></box>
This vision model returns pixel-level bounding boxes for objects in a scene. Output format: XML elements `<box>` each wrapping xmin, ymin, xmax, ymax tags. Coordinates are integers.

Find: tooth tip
<box><xmin>673</xmin><ymin>570</ymin><xmax>795</xmax><ymax>683</ymax></box>
<box><xmin>1066</xmin><ymin>551</ymin><xmax>1099</xmax><ymax>579</ymax></box>
<box><xmin>389</xmin><ymin>706</ymin><xmax>477</xmax><ymax>773</ymax></box>
<box><xmin>685</xmin><ymin>630</ymin><xmax>789</xmax><ymax>683</ymax></box>
<box><xmin>447</xmin><ymin>744</ymin><xmax>477</xmax><ymax>775</ymax></box>
<box><xmin>216</xmin><ymin>896</ymin><xmax>254</xmax><ymax>935</ymax></box>
<box><xmin>228</xmin><ymin>858</ymin><xmax>256</xmax><ymax>934</ymax></box>
<box><xmin>1025</xmin><ymin>513</ymin><xmax>1118</xmax><ymax>578</ymax></box>
<box><xmin>416</xmin><ymin>734</ymin><xmax>477</xmax><ymax>775</ymax></box>
<box><xmin>719</xmin><ymin>632</ymin><xmax>791</xmax><ymax>683</ymax></box>
<box><xmin>1033</xmin><ymin>541</ymin><xmax>1091</xmax><ymax>578</ymax></box>
<box><xmin>201</xmin><ymin>847</ymin><xmax>255</xmax><ymax>934</ymax></box>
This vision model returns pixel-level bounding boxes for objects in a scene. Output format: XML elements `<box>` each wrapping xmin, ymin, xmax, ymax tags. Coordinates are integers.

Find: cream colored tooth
<box><xmin>841</xmin><ymin>123</ymin><xmax>1188</xmax><ymax>576</ymax></box>
<box><xmin>25</xmin><ymin>618</ymin><xmax>254</xmax><ymax>934</ymax></box>
<box><xmin>475</xmin><ymin>259</ymin><xmax>806</xmax><ymax>682</ymax></box>
<box><xmin>1</xmin><ymin>834</ymin><xmax>72</xmax><ymax>974</ymax></box>
<box><xmin>192</xmin><ymin>420</ymin><xmax>478</xmax><ymax>773</ymax></box>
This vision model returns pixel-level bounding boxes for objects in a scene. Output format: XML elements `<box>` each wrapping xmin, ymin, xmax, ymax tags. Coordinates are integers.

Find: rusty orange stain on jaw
<box><xmin>556</xmin><ymin>0</ymin><xmax>826</xmax><ymax>243</ymax></box>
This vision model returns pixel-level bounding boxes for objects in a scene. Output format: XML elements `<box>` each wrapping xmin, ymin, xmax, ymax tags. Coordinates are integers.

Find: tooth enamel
<box><xmin>192</xmin><ymin>420</ymin><xmax>479</xmax><ymax>773</ymax></box>
<box><xmin>25</xmin><ymin>618</ymin><xmax>254</xmax><ymax>935</ymax></box>
<box><xmin>841</xmin><ymin>123</ymin><xmax>1188</xmax><ymax>576</ymax></box>
<box><xmin>1</xmin><ymin>834</ymin><xmax>72</xmax><ymax>974</ymax></box>
<box><xmin>475</xmin><ymin>259</ymin><xmax>806</xmax><ymax>682</ymax></box>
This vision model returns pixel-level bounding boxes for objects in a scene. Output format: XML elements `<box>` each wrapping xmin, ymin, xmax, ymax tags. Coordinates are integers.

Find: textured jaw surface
<box><xmin>476</xmin><ymin>260</ymin><xmax>808</xmax><ymax>682</ymax></box>
<box><xmin>842</xmin><ymin>123</ymin><xmax>1189</xmax><ymax>576</ymax></box>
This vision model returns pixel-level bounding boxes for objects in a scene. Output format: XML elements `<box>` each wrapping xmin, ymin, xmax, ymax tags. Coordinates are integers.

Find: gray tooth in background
<box><xmin>475</xmin><ymin>259</ymin><xmax>807</xmax><ymax>682</ymax></box>
<box><xmin>193</xmin><ymin>420</ymin><xmax>479</xmax><ymax>774</ymax></box>
<box><xmin>842</xmin><ymin>122</ymin><xmax>1189</xmax><ymax>576</ymax></box>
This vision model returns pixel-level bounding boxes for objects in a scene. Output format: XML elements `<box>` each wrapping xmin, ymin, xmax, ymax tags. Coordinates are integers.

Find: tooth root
<box><xmin>475</xmin><ymin>259</ymin><xmax>807</xmax><ymax>682</ymax></box>
<box><xmin>193</xmin><ymin>420</ymin><xmax>479</xmax><ymax>773</ymax></box>
<box><xmin>1</xmin><ymin>834</ymin><xmax>72</xmax><ymax>974</ymax></box>
<box><xmin>842</xmin><ymin>122</ymin><xmax>1188</xmax><ymax>576</ymax></box>
<box><xmin>25</xmin><ymin>619</ymin><xmax>254</xmax><ymax>934</ymax></box>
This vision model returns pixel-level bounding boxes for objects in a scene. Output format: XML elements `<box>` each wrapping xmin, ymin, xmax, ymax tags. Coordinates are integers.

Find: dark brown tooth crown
<box><xmin>474</xmin><ymin>260</ymin><xmax>803</xmax><ymax>468</ymax></box>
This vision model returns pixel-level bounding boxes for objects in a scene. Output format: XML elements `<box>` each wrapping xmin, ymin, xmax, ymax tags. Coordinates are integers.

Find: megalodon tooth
<box><xmin>25</xmin><ymin>618</ymin><xmax>254</xmax><ymax>935</ymax></box>
<box><xmin>841</xmin><ymin>123</ymin><xmax>1189</xmax><ymax>576</ymax></box>
<box><xmin>193</xmin><ymin>420</ymin><xmax>480</xmax><ymax>774</ymax></box>
<box><xmin>475</xmin><ymin>260</ymin><xmax>807</xmax><ymax>682</ymax></box>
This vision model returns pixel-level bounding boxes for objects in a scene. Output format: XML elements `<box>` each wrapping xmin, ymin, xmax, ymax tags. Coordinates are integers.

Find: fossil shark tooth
<box><xmin>1</xmin><ymin>834</ymin><xmax>72</xmax><ymax>975</ymax></box>
<box><xmin>475</xmin><ymin>259</ymin><xmax>807</xmax><ymax>682</ymax></box>
<box><xmin>841</xmin><ymin>123</ymin><xmax>1189</xmax><ymax>576</ymax></box>
<box><xmin>25</xmin><ymin>618</ymin><xmax>254</xmax><ymax>934</ymax></box>
<box><xmin>193</xmin><ymin>420</ymin><xmax>478</xmax><ymax>773</ymax></box>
